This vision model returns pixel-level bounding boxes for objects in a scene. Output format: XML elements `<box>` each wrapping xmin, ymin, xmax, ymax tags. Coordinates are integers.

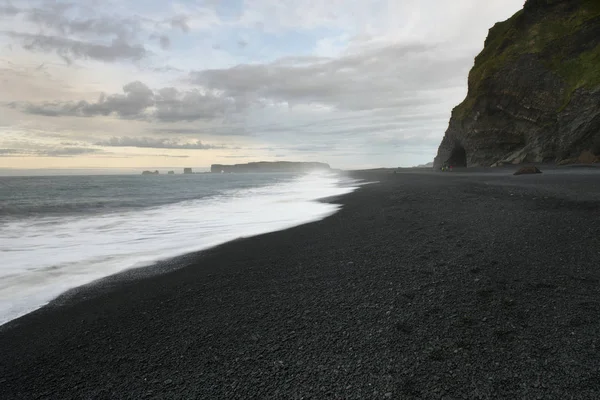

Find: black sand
<box><xmin>1</xmin><ymin>169</ymin><xmax>600</xmax><ymax>399</ymax></box>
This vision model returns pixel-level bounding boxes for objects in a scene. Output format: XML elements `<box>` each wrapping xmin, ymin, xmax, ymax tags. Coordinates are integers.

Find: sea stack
<box><xmin>183</xmin><ymin>168</ymin><xmax>193</xmax><ymax>174</ymax></box>
<box><xmin>434</xmin><ymin>0</ymin><xmax>600</xmax><ymax>168</ymax></box>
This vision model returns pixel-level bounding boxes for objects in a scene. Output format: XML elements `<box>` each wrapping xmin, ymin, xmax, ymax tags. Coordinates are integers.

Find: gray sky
<box><xmin>0</xmin><ymin>0</ymin><xmax>525</xmax><ymax>171</ymax></box>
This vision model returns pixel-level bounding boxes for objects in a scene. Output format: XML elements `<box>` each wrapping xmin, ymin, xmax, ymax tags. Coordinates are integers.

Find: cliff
<box><xmin>210</xmin><ymin>161</ymin><xmax>331</xmax><ymax>173</ymax></box>
<box><xmin>434</xmin><ymin>0</ymin><xmax>600</xmax><ymax>168</ymax></box>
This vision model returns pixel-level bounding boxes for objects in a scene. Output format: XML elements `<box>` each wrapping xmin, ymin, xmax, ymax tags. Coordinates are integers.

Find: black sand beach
<box><xmin>1</xmin><ymin>169</ymin><xmax>600</xmax><ymax>399</ymax></box>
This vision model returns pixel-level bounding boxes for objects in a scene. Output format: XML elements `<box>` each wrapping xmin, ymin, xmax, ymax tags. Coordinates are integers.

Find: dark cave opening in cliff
<box><xmin>447</xmin><ymin>144</ymin><xmax>467</xmax><ymax>167</ymax></box>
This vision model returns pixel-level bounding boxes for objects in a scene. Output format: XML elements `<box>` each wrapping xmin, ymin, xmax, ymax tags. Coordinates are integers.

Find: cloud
<box><xmin>290</xmin><ymin>144</ymin><xmax>336</xmax><ymax>152</ymax></box>
<box><xmin>151</xmin><ymin>128</ymin><xmax>209</xmax><ymax>135</ymax></box>
<box><xmin>8</xmin><ymin>80</ymin><xmax>236</xmax><ymax>121</ymax></box>
<box><xmin>43</xmin><ymin>147</ymin><xmax>102</xmax><ymax>156</ymax></box>
<box><xmin>150</xmin><ymin>34</ymin><xmax>171</xmax><ymax>50</ymax></box>
<box><xmin>152</xmin><ymin>65</ymin><xmax>183</xmax><ymax>73</ymax></box>
<box><xmin>0</xmin><ymin>148</ymin><xmax>19</xmax><ymax>155</ymax></box>
<box><xmin>152</xmin><ymin>154</ymin><xmax>190</xmax><ymax>158</ymax></box>
<box><xmin>0</xmin><ymin>4</ymin><xmax>19</xmax><ymax>16</ymax></box>
<box><xmin>7</xmin><ymin>40</ymin><xmax>471</xmax><ymax>126</ymax></box>
<box><xmin>23</xmin><ymin>4</ymin><xmax>141</xmax><ymax>41</ymax></box>
<box><xmin>4</xmin><ymin>32</ymin><xmax>148</xmax><ymax>63</ymax></box>
<box><xmin>7</xmin><ymin>80</ymin><xmax>153</xmax><ymax>117</ymax></box>
<box><xmin>169</xmin><ymin>15</ymin><xmax>190</xmax><ymax>33</ymax></box>
<box><xmin>0</xmin><ymin>1</ymin><xmax>182</xmax><ymax>66</ymax></box>
<box><xmin>191</xmin><ymin>42</ymin><xmax>472</xmax><ymax>112</ymax></box>
<box><xmin>0</xmin><ymin>0</ymin><xmax>527</xmax><ymax>169</ymax></box>
<box><xmin>96</xmin><ymin>136</ymin><xmax>226</xmax><ymax>150</ymax></box>
<box><xmin>0</xmin><ymin>147</ymin><xmax>102</xmax><ymax>157</ymax></box>
<box><xmin>158</xmin><ymin>35</ymin><xmax>170</xmax><ymax>50</ymax></box>
<box><xmin>153</xmin><ymin>86</ymin><xmax>234</xmax><ymax>122</ymax></box>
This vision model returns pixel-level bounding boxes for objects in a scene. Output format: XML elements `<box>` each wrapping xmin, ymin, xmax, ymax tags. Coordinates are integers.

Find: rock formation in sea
<box><xmin>141</xmin><ymin>170</ymin><xmax>159</xmax><ymax>175</ymax></box>
<box><xmin>210</xmin><ymin>161</ymin><xmax>331</xmax><ymax>173</ymax></box>
<box><xmin>434</xmin><ymin>0</ymin><xmax>600</xmax><ymax>168</ymax></box>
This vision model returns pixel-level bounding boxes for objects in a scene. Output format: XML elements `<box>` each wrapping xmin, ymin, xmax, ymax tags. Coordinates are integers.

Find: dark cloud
<box><xmin>96</xmin><ymin>137</ymin><xmax>226</xmax><ymax>150</ymax></box>
<box><xmin>4</xmin><ymin>32</ymin><xmax>148</xmax><ymax>63</ymax></box>
<box><xmin>9</xmin><ymin>81</ymin><xmax>235</xmax><ymax>121</ymax></box>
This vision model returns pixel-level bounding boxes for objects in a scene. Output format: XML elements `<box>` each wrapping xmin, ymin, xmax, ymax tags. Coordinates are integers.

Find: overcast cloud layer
<box><xmin>0</xmin><ymin>0</ymin><xmax>525</xmax><ymax>171</ymax></box>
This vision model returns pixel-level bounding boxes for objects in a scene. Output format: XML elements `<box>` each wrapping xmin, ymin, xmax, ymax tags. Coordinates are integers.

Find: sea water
<box><xmin>0</xmin><ymin>171</ymin><xmax>358</xmax><ymax>325</ymax></box>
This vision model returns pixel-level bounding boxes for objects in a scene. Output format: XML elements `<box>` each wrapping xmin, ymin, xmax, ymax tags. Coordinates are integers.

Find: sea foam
<box><xmin>0</xmin><ymin>171</ymin><xmax>357</xmax><ymax>326</ymax></box>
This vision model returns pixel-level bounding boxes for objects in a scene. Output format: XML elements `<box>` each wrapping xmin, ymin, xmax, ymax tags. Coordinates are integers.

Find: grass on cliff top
<box><xmin>454</xmin><ymin>0</ymin><xmax>600</xmax><ymax>119</ymax></box>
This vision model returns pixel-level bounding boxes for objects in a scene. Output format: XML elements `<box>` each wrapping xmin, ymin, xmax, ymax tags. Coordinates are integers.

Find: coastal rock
<box><xmin>578</xmin><ymin>150</ymin><xmax>597</xmax><ymax>164</ymax></box>
<box><xmin>434</xmin><ymin>0</ymin><xmax>600</xmax><ymax>168</ymax></box>
<box><xmin>556</xmin><ymin>149</ymin><xmax>600</xmax><ymax>165</ymax></box>
<box><xmin>514</xmin><ymin>166</ymin><xmax>542</xmax><ymax>175</ymax></box>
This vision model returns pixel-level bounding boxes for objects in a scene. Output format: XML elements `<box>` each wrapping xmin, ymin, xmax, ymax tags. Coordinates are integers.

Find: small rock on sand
<box><xmin>514</xmin><ymin>166</ymin><xmax>542</xmax><ymax>176</ymax></box>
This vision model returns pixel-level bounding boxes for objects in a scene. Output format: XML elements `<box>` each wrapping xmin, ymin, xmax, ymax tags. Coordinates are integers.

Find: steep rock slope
<box><xmin>434</xmin><ymin>0</ymin><xmax>600</xmax><ymax>168</ymax></box>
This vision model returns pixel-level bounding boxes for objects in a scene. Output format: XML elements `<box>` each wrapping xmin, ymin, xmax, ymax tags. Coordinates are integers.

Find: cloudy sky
<box><xmin>0</xmin><ymin>0</ymin><xmax>524</xmax><ymax>172</ymax></box>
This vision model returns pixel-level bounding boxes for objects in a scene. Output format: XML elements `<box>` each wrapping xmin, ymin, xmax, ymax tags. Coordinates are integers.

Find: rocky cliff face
<box><xmin>434</xmin><ymin>0</ymin><xmax>600</xmax><ymax>168</ymax></box>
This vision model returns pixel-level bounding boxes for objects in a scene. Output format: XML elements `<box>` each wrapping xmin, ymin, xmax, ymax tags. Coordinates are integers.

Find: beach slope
<box><xmin>1</xmin><ymin>170</ymin><xmax>600</xmax><ymax>399</ymax></box>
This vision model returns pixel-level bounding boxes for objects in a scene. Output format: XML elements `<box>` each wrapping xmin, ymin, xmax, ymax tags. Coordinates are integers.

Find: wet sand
<box><xmin>1</xmin><ymin>169</ymin><xmax>600</xmax><ymax>399</ymax></box>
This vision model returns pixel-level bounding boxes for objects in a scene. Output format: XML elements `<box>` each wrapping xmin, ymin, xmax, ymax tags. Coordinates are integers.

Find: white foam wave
<box><xmin>0</xmin><ymin>171</ymin><xmax>357</xmax><ymax>326</ymax></box>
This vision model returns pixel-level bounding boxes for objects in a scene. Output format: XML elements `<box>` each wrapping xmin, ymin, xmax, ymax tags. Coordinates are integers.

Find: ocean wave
<box><xmin>0</xmin><ymin>171</ymin><xmax>358</xmax><ymax>325</ymax></box>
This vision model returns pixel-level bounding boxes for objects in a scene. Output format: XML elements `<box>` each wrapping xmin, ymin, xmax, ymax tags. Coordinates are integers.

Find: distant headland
<box><xmin>211</xmin><ymin>161</ymin><xmax>331</xmax><ymax>173</ymax></box>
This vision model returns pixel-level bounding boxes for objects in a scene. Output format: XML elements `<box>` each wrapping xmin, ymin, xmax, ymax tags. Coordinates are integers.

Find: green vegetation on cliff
<box><xmin>556</xmin><ymin>42</ymin><xmax>600</xmax><ymax>110</ymax></box>
<box><xmin>454</xmin><ymin>0</ymin><xmax>600</xmax><ymax>119</ymax></box>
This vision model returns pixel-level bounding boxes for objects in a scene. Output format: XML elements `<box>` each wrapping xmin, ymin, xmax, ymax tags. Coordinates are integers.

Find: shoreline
<box><xmin>0</xmin><ymin>171</ymin><xmax>358</xmax><ymax>327</ymax></box>
<box><xmin>2</xmin><ymin>170</ymin><xmax>600</xmax><ymax>398</ymax></box>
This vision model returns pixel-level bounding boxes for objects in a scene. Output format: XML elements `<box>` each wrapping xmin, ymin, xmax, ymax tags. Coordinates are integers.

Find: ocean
<box><xmin>0</xmin><ymin>171</ymin><xmax>358</xmax><ymax>326</ymax></box>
